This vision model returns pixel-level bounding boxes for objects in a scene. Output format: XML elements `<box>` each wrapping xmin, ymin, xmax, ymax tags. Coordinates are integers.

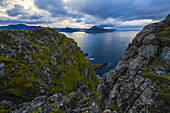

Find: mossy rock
<box><xmin>0</xmin><ymin>28</ymin><xmax>99</xmax><ymax>108</ymax></box>
<box><xmin>50</xmin><ymin>108</ymin><xmax>64</xmax><ymax>113</ymax></box>
<box><xmin>108</xmin><ymin>104</ymin><xmax>120</xmax><ymax>111</ymax></box>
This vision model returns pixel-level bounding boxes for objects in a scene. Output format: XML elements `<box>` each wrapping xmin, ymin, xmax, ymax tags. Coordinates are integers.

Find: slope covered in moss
<box><xmin>0</xmin><ymin>28</ymin><xmax>98</xmax><ymax>110</ymax></box>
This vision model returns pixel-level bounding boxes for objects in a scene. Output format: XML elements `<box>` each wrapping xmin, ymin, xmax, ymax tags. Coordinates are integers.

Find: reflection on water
<box><xmin>61</xmin><ymin>31</ymin><xmax>139</xmax><ymax>76</ymax></box>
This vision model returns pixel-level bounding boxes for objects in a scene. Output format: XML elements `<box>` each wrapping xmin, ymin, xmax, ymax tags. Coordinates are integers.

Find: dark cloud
<box><xmin>34</xmin><ymin>0</ymin><xmax>68</xmax><ymax>17</ymax></box>
<box><xmin>76</xmin><ymin>18</ymin><xmax>83</xmax><ymax>23</ymax></box>
<box><xmin>0</xmin><ymin>0</ymin><xmax>8</xmax><ymax>7</ymax></box>
<box><xmin>1</xmin><ymin>0</ymin><xmax>170</xmax><ymax>27</ymax></box>
<box><xmin>0</xmin><ymin>17</ymin><xmax>52</xmax><ymax>25</ymax></box>
<box><xmin>30</xmin><ymin>13</ymin><xmax>44</xmax><ymax>19</ymax></box>
<box><xmin>66</xmin><ymin>0</ymin><xmax>170</xmax><ymax>20</ymax></box>
<box><xmin>34</xmin><ymin>0</ymin><xmax>83</xmax><ymax>18</ymax></box>
<box><xmin>18</xmin><ymin>13</ymin><xmax>45</xmax><ymax>20</ymax></box>
<box><xmin>6</xmin><ymin>4</ymin><xmax>27</xmax><ymax>17</ymax></box>
<box><xmin>33</xmin><ymin>0</ymin><xmax>170</xmax><ymax>26</ymax></box>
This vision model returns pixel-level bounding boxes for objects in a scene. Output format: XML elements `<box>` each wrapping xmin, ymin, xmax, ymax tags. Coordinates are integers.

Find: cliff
<box><xmin>98</xmin><ymin>14</ymin><xmax>170</xmax><ymax>113</ymax></box>
<box><xmin>0</xmin><ymin>28</ymin><xmax>98</xmax><ymax>112</ymax></box>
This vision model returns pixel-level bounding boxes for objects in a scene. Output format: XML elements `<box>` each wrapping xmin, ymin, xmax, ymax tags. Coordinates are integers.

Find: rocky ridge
<box><xmin>0</xmin><ymin>28</ymin><xmax>98</xmax><ymax>112</ymax></box>
<box><xmin>97</xmin><ymin>14</ymin><xmax>170</xmax><ymax>113</ymax></box>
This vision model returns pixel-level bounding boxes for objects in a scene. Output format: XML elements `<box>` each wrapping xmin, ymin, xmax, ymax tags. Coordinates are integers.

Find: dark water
<box><xmin>61</xmin><ymin>31</ymin><xmax>139</xmax><ymax>76</ymax></box>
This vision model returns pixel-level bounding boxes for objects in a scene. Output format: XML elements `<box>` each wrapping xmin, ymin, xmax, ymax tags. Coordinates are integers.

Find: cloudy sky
<box><xmin>0</xmin><ymin>0</ymin><xmax>170</xmax><ymax>29</ymax></box>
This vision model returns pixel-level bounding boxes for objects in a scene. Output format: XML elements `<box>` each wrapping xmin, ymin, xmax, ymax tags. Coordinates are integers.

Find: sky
<box><xmin>0</xmin><ymin>0</ymin><xmax>170</xmax><ymax>29</ymax></box>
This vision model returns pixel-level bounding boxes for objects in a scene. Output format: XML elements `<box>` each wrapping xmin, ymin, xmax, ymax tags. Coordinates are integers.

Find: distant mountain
<box><xmin>54</xmin><ymin>27</ymin><xmax>81</xmax><ymax>32</ymax></box>
<box><xmin>0</xmin><ymin>24</ymin><xmax>41</xmax><ymax>30</ymax></box>
<box><xmin>85</xmin><ymin>26</ymin><xmax>114</xmax><ymax>33</ymax></box>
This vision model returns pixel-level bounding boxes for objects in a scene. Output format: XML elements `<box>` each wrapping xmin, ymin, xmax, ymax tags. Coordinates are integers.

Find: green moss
<box><xmin>94</xmin><ymin>91</ymin><xmax>100</xmax><ymax>97</ymax></box>
<box><xmin>142</xmin><ymin>67</ymin><xmax>170</xmax><ymax>104</ymax></box>
<box><xmin>50</xmin><ymin>108</ymin><xmax>64</xmax><ymax>113</ymax></box>
<box><xmin>57</xmin><ymin>32</ymin><xmax>65</xmax><ymax>38</ymax></box>
<box><xmin>82</xmin><ymin>96</ymin><xmax>87</xmax><ymax>100</ymax></box>
<box><xmin>0</xmin><ymin>103</ymin><xmax>14</xmax><ymax>113</ymax></box>
<box><xmin>142</xmin><ymin>67</ymin><xmax>170</xmax><ymax>83</ymax></box>
<box><xmin>55</xmin><ymin>40</ymin><xmax>60</xmax><ymax>44</ymax></box>
<box><xmin>25</xmin><ymin>34</ymin><xmax>51</xmax><ymax>51</ymax></box>
<box><xmin>59</xmin><ymin>44</ymin><xmax>66</xmax><ymax>51</ymax></box>
<box><xmin>0</xmin><ymin>56</ymin><xmax>16</xmax><ymax>62</ymax></box>
<box><xmin>0</xmin><ymin>28</ymin><xmax>99</xmax><ymax>107</ymax></box>
<box><xmin>32</xmin><ymin>106</ymin><xmax>42</xmax><ymax>113</ymax></box>
<box><xmin>162</xmin><ymin>37</ymin><xmax>170</xmax><ymax>42</ymax></box>
<box><xmin>63</xmin><ymin>98</ymin><xmax>70</xmax><ymax>102</ymax></box>
<box><xmin>23</xmin><ymin>30</ymin><xmax>30</xmax><ymax>34</ymax></box>
<box><xmin>108</xmin><ymin>104</ymin><xmax>119</xmax><ymax>111</ymax></box>
<box><xmin>149</xmin><ymin>56</ymin><xmax>168</xmax><ymax>66</ymax></box>
<box><xmin>93</xmin><ymin>63</ymin><xmax>109</xmax><ymax>70</ymax></box>
<box><xmin>162</xmin><ymin>27</ymin><xmax>170</xmax><ymax>35</ymax></box>
<box><xmin>8</xmin><ymin>33</ymin><xmax>16</xmax><ymax>38</ymax></box>
<box><xmin>63</xmin><ymin>39</ymin><xmax>69</xmax><ymax>46</ymax></box>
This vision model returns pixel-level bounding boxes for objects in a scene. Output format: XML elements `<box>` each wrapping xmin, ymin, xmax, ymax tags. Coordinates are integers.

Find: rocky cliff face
<box><xmin>97</xmin><ymin>14</ymin><xmax>170</xmax><ymax>113</ymax></box>
<box><xmin>0</xmin><ymin>28</ymin><xmax>98</xmax><ymax>112</ymax></box>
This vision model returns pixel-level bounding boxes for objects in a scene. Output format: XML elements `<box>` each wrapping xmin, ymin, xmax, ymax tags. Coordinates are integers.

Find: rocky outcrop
<box><xmin>0</xmin><ymin>28</ymin><xmax>98</xmax><ymax>112</ymax></box>
<box><xmin>93</xmin><ymin>63</ymin><xmax>109</xmax><ymax>71</ymax></box>
<box><xmin>13</xmin><ymin>85</ymin><xmax>101</xmax><ymax>113</ymax></box>
<box><xmin>98</xmin><ymin>14</ymin><xmax>170</xmax><ymax>113</ymax></box>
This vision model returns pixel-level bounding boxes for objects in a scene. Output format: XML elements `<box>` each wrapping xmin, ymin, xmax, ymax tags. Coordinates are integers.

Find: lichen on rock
<box><xmin>0</xmin><ymin>28</ymin><xmax>98</xmax><ymax>112</ymax></box>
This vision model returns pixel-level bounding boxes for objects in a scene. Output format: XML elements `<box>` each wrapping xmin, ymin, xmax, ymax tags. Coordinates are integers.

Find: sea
<box><xmin>61</xmin><ymin>31</ymin><xmax>139</xmax><ymax>76</ymax></box>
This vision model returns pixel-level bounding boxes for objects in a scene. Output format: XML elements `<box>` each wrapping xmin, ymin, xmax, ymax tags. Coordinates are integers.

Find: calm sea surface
<box><xmin>61</xmin><ymin>31</ymin><xmax>139</xmax><ymax>76</ymax></box>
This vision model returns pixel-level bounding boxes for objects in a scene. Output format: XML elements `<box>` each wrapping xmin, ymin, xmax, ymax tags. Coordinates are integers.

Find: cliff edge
<box><xmin>98</xmin><ymin>14</ymin><xmax>170</xmax><ymax>113</ymax></box>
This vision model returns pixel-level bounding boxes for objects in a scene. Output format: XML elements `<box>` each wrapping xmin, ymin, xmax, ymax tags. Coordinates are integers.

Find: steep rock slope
<box><xmin>98</xmin><ymin>14</ymin><xmax>170</xmax><ymax>113</ymax></box>
<box><xmin>0</xmin><ymin>28</ymin><xmax>98</xmax><ymax>112</ymax></box>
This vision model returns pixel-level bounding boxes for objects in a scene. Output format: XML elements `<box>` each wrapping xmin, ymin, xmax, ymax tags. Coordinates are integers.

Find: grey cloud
<box><xmin>34</xmin><ymin>0</ymin><xmax>83</xmax><ymax>18</ymax></box>
<box><xmin>0</xmin><ymin>17</ymin><xmax>52</xmax><ymax>25</ymax></box>
<box><xmin>66</xmin><ymin>0</ymin><xmax>170</xmax><ymax>21</ymax></box>
<box><xmin>6</xmin><ymin>4</ymin><xmax>27</xmax><ymax>17</ymax></box>
<box><xmin>33</xmin><ymin>0</ymin><xmax>170</xmax><ymax>26</ymax></box>
<box><xmin>19</xmin><ymin>13</ymin><xmax>45</xmax><ymax>20</ymax></box>
<box><xmin>0</xmin><ymin>0</ymin><xmax>8</xmax><ymax>7</ymax></box>
<box><xmin>30</xmin><ymin>13</ymin><xmax>44</xmax><ymax>19</ymax></box>
<box><xmin>34</xmin><ymin>0</ymin><xmax>68</xmax><ymax>17</ymax></box>
<box><xmin>1</xmin><ymin>0</ymin><xmax>170</xmax><ymax>27</ymax></box>
<box><xmin>76</xmin><ymin>18</ymin><xmax>83</xmax><ymax>23</ymax></box>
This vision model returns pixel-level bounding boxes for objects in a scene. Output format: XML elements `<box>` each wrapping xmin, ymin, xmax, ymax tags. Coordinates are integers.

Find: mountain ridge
<box><xmin>0</xmin><ymin>24</ymin><xmax>41</xmax><ymax>30</ymax></box>
<box><xmin>85</xmin><ymin>26</ymin><xmax>114</xmax><ymax>33</ymax></box>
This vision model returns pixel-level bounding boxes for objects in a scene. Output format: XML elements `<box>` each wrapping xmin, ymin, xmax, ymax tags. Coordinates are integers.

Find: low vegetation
<box><xmin>0</xmin><ymin>28</ymin><xmax>99</xmax><ymax>112</ymax></box>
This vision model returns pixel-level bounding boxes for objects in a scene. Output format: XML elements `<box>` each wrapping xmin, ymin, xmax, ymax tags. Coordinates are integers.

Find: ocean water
<box><xmin>61</xmin><ymin>31</ymin><xmax>139</xmax><ymax>76</ymax></box>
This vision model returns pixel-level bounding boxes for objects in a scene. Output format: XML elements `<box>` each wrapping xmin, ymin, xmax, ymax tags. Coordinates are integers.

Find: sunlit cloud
<box><xmin>0</xmin><ymin>0</ymin><xmax>169</xmax><ymax>29</ymax></box>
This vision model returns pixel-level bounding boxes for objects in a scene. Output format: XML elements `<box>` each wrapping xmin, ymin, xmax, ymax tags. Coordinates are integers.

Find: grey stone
<box><xmin>143</xmin><ymin>34</ymin><xmax>156</xmax><ymax>45</ymax></box>
<box><xmin>140</xmin><ymin>78</ymin><xmax>152</xmax><ymax>91</ymax></box>
<box><xmin>0</xmin><ymin>70</ymin><xmax>5</xmax><ymax>76</ymax></box>
<box><xmin>160</xmin><ymin>46</ymin><xmax>170</xmax><ymax>63</ymax></box>
<box><xmin>0</xmin><ymin>63</ymin><xmax>5</xmax><ymax>68</ymax></box>
<box><xmin>140</xmin><ymin>87</ymin><xmax>157</xmax><ymax>105</ymax></box>
<box><xmin>139</xmin><ymin>45</ymin><xmax>157</xmax><ymax>59</ymax></box>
